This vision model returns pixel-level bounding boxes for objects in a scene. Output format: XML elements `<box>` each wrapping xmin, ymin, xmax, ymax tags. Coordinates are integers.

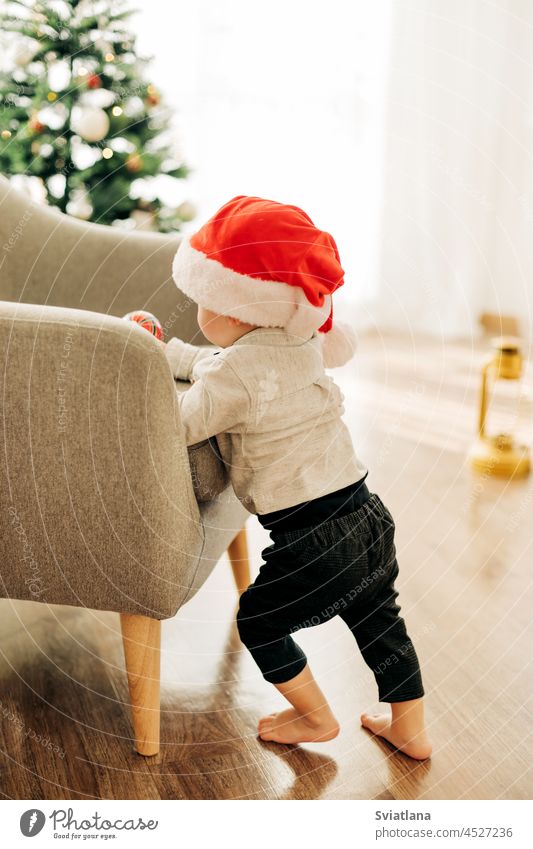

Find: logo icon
<box><xmin>20</xmin><ymin>809</ymin><xmax>46</xmax><ymax>837</ymax></box>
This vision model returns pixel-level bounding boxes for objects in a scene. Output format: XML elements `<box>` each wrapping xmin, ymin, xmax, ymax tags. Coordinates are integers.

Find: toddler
<box><xmin>165</xmin><ymin>196</ymin><xmax>431</xmax><ymax>759</ymax></box>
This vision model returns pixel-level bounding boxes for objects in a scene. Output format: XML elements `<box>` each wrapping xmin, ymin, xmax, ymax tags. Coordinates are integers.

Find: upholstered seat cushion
<box><xmin>188</xmin><ymin>438</ymin><xmax>229</xmax><ymax>502</ymax></box>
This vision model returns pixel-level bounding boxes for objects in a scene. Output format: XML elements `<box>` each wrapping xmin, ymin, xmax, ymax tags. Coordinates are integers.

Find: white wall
<box><xmin>136</xmin><ymin>0</ymin><xmax>392</xmax><ymax>315</ymax></box>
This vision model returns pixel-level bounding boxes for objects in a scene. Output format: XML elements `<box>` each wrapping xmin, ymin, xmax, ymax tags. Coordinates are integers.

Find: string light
<box><xmin>1</xmin><ymin>129</ymin><xmax>12</xmax><ymax>139</ymax></box>
<box><xmin>102</xmin><ymin>147</ymin><xmax>113</xmax><ymax>159</ymax></box>
<box><xmin>112</xmin><ymin>106</ymin><xmax>123</xmax><ymax>116</ymax></box>
<box><xmin>47</xmin><ymin>91</ymin><xmax>57</xmax><ymax>101</ymax></box>
<box><xmin>105</xmin><ymin>53</ymin><xmax>115</xmax><ymax>62</ymax></box>
<box><xmin>78</xmin><ymin>66</ymin><xmax>88</xmax><ymax>76</ymax></box>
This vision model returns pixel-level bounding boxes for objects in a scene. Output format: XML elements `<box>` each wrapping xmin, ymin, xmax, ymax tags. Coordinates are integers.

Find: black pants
<box><xmin>237</xmin><ymin>489</ymin><xmax>424</xmax><ymax>703</ymax></box>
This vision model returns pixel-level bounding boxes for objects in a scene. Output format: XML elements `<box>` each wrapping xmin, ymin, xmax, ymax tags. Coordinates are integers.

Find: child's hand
<box><xmin>164</xmin><ymin>337</ymin><xmax>196</xmax><ymax>381</ymax></box>
<box><xmin>165</xmin><ymin>337</ymin><xmax>219</xmax><ymax>382</ymax></box>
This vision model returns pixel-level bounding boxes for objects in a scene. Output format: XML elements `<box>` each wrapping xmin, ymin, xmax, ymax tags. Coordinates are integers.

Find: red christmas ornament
<box><xmin>145</xmin><ymin>85</ymin><xmax>160</xmax><ymax>106</ymax></box>
<box><xmin>29</xmin><ymin>115</ymin><xmax>45</xmax><ymax>133</ymax></box>
<box><xmin>87</xmin><ymin>74</ymin><xmax>102</xmax><ymax>89</ymax></box>
<box><xmin>122</xmin><ymin>310</ymin><xmax>164</xmax><ymax>341</ymax></box>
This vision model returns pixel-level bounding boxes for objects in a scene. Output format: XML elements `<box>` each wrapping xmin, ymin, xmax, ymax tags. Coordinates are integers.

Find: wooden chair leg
<box><xmin>227</xmin><ymin>526</ymin><xmax>251</xmax><ymax>595</ymax></box>
<box><xmin>120</xmin><ymin>613</ymin><xmax>161</xmax><ymax>756</ymax></box>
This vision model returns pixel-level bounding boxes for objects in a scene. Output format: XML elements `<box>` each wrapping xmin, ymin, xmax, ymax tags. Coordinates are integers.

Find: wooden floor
<box><xmin>1</xmin><ymin>332</ymin><xmax>532</xmax><ymax>799</ymax></box>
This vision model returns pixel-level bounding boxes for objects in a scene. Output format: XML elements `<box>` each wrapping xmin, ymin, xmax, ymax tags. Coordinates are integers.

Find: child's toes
<box><xmin>360</xmin><ymin>712</ymin><xmax>386</xmax><ymax>734</ymax></box>
<box><xmin>258</xmin><ymin>722</ymin><xmax>274</xmax><ymax>740</ymax></box>
<box><xmin>258</xmin><ymin>715</ymin><xmax>275</xmax><ymax>733</ymax></box>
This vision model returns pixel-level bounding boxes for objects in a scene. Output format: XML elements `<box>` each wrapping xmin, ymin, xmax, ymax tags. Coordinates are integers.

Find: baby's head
<box><xmin>173</xmin><ymin>196</ymin><xmax>357</xmax><ymax>367</ymax></box>
<box><xmin>196</xmin><ymin>305</ymin><xmax>259</xmax><ymax>348</ymax></box>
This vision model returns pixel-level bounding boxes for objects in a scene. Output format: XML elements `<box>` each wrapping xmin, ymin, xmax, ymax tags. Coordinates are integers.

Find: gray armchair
<box><xmin>0</xmin><ymin>175</ymin><xmax>250</xmax><ymax>755</ymax></box>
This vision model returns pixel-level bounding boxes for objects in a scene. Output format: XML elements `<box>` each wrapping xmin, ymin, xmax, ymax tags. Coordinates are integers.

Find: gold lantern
<box><xmin>469</xmin><ymin>336</ymin><xmax>530</xmax><ymax>478</ymax></box>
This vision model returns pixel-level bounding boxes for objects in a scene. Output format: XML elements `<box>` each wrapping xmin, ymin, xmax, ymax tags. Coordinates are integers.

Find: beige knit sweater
<box><xmin>165</xmin><ymin>327</ymin><xmax>367</xmax><ymax>515</ymax></box>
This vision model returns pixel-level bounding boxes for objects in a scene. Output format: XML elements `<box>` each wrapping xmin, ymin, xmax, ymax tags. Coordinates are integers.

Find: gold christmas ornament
<box><xmin>176</xmin><ymin>200</ymin><xmax>197</xmax><ymax>222</ymax></box>
<box><xmin>469</xmin><ymin>336</ymin><xmax>530</xmax><ymax>478</ymax></box>
<box><xmin>126</xmin><ymin>152</ymin><xmax>142</xmax><ymax>172</ymax></box>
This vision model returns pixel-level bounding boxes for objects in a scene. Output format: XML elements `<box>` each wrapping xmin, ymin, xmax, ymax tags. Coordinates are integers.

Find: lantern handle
<box><xmin>478</xmin><ymin>359</ymin><xmax>492</xmax><ymax>439</ymax></box>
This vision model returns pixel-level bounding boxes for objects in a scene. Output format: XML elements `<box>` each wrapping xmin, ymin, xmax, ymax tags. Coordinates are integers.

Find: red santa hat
<box><xmin>172</xmin><ymin>195</ymin><xmax>357</xmax><ymax>367</ymax></box>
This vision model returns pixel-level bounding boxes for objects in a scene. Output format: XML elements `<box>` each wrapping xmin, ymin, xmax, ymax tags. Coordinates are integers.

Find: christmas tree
<box><xmin>0</xmin><ymin>0</ymin><xmax>193</xmax><ymax>231</ymax></box>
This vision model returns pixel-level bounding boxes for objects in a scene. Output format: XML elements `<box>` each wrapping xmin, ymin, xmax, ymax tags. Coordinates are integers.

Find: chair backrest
<box><xmin>0</xmin><ymin>174</ymin><xmax>206</xmax><ymax>344</ymax></box>
<box><xmin>0</xmin><ymin>299</ymin><xmax>204</xmax><ymax>618</ymax></box>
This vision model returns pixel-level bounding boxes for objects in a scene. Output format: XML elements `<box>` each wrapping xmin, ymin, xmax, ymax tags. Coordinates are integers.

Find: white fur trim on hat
<box><xmin>172</xmin><ymin>238</ymin><xmax>331</xmax><ymax>337</ymax></box>
<box><xmin>320</xmin><ymin>322</ymin><xmax>358</xmax><ymax>368</ymax></box>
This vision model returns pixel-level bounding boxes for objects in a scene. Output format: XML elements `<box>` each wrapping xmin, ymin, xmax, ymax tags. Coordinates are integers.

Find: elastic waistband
<box><xmin>257</xmin><ymin>474</ymin><xmax>370</xmax><ymax>533</ymax></box>
<box><xmin>273</xmin><ymin>490</ymin><xmax>391</xmax><ymax>548</ymax></box>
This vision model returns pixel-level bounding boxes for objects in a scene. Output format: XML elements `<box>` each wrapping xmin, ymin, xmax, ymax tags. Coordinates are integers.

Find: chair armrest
<box><xmin>0</xmin><ymin>174</ymin><xmax>206</xmax><ymax>343</ymax></box>
<box><xmin>0</xmin><ymin>300</ymin><xmax>204</xmax><ymax>619</ymax></box>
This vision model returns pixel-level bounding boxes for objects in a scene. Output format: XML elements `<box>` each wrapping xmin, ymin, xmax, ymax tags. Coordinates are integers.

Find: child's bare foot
<box><xmin>361</xmin><ymin>698</ymin><xmax>432</xmax><ymax>760</ymax></box>
<box><xmin>258</xmin><ymin>707</ymin><xmax>340</xmax><ymax>744</ymax></box>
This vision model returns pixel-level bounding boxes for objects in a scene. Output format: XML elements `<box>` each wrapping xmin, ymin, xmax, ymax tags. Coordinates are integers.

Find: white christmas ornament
<box><xmin>124</xmin><ymin>96</ymin><xmax>144</xmax><ymax>117</ymax></box>
<box><xmin>109</xmin><ymin>137</ymin><xmax>135</xmax><ymax>154</ymax></box>
<box><xmin>48</xmin><ymin>60</ymin><xmax>71</xmax><ymax>91</ymax></box>
<box><xmin>67</xmin><ymin>187</ymin><xmax>93</xmax><ymax>220</ymax></box>
<box><xmin>13</xmin><ymin>39</ymin><xmax>39</xmax><ymax>66</ymax></box>
<box><xmin>10</xmin><ymin>175</ymin><xmax>47</xmax><ymax>205</ymax></box>
<box><xmin>80</xmin><ymin>88</ymin><xmax>115</xmax><ymax>109</ymax></box>
<box><xmin>70</xmin><ymin>106</ymin><xmax>109</xmax><ymax>142</ymax></box>
<box><xmin>47</xmin><ymin>173</ymin><xmax>66</xmax><ymax>199</ymax></box>
<box><xmin>38</xmin><ymin>103</ymin><xmax>68</xmax><ymax>130</ymax></box>
<box><xmin>130</xmin><ymin>209</ymin><xmax>155</xmax><ymax>231</ymax></box>
<box><xmin>71</xmin><ymin>137</ymin><xmax>102</xmax><ymax>169</ymax></box>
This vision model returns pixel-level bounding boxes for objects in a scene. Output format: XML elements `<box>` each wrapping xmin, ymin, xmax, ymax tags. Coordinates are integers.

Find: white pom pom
<box><xmin>320</xmin><ymin>321</ymin><xmax>357</xmax><ymax>368</ymax></box>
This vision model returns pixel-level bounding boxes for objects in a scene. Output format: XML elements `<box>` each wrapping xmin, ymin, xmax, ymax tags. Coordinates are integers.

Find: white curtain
<box><xmin>376</xmin><ymin>0</ymin><xmax>533</xmax><ymax>341</ymax></box>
